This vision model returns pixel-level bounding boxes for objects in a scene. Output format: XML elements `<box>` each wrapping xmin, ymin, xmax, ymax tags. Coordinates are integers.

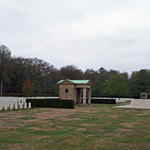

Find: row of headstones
<box><xmin>0</xmin><ymin>102</ymin><xmax>31</xmax><ymax>111</ymax></box>
<box><xmin>0</xmin><ymin>97</ymin><xmax>26</xmax><ymax>103</ymax></box>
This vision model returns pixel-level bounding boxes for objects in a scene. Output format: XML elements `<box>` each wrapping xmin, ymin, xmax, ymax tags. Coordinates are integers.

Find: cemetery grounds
<box><xmin>0</xmin><ymin>102</ymin><xmax>150</xmax><ymax>150</ymax></box>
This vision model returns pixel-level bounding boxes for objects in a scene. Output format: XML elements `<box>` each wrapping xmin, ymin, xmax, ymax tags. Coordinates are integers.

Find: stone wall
<box><xmin>59</xmin><ymin>84</ymin><xmax>75</xmax><ymax>100</ymax></box>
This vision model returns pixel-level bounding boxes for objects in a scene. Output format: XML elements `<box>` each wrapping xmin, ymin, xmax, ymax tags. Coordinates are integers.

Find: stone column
<box><xmin>83</xmin><ymin>88</ymin><xmax>86</xmax><ymax>104</ymax></box>
<box><xmin>74</xmin><ymin>88</ymin><xmax>77</xmax><ymax>103</ymax></box>
<box><xmin>79</xmin><ymin>89</ymin><xmax>82</xmax><ymax>104</ymax></box>
<box><xmin>88</xmin><ymin>88</ymin><xmax>91</xmax><ymax>104</ymax></box>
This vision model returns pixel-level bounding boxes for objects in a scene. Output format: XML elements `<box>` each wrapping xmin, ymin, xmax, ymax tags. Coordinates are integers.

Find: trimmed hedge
<box><xmin>26</xmin><ymin>99</ymin><xmax>75</xmax><ymax>109</ymax></box>
<box><xmin>91</xmin><ymin>99</ymin><xmax>116</xmax><ymax>104</ymax></box>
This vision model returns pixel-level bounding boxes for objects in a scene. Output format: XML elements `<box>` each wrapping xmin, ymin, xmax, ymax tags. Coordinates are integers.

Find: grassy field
<box><xmin>0</xmin><ymin>103</ymin><xmax>150</xmax><ymax>150</ymax></box>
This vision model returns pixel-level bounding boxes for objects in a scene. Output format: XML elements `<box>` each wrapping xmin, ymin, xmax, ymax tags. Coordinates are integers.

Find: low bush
<box><xmin>26</xmin><ymin>99</ymin><xmax>75</xmax><ymax>109</ymax></box>
<box><xmin>91</xmin><ymin>99</ymin><xmax>116</xmax><ymax>104</ymax></box>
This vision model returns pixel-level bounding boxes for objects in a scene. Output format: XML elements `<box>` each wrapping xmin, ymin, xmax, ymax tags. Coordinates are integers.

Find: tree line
<box><xmin>0</xmin><ymin>44</ymin><xmax>150</xmax><ymax>98</ymax></box>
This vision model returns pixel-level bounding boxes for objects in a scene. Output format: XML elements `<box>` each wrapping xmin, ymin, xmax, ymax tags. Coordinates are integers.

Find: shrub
<box><xmin>26</xmin><ymin>99</ymin><xmax>75</xmax><ymax>109</ymax></box>
<box><xmin>91</xmin><ymin>99</ymin><xmax>116</xmax><ymax>104</ymax></box>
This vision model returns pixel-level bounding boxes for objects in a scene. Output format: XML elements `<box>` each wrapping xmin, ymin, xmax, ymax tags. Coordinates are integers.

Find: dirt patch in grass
<box><xmin>29</xmin><ymin>127</ymin><xmax>53</xmax><ymax>132</ymax></box>
<box><xmin>0</xmin><ymin>112</ymin><xmax>23</xmax><ymax>119</ymax></box>
<box><xmin>30</xmin><ymin>135</ymin><xmax>50</xmax><ymax>140</ymax></box>
<box><xmin>76</xmin><ymin>128</ymin><xmax>87</xmax><ymax>132</ymax></box>
<box><xmin>58</xmin><ymin>118</ymin><xmax>74</xmax><ymax>121</ymax></box>
<box><xmin>1</xmin><ymin>143</ymin><xmax>45</xmax><ymax>150</ymax></box>
<box><xmin>0</xmin><ymin>126</ymin><xmax>18</xmax><ymax>131</ymax></box>
<box><xmin>34</xmin><ymin>106</ymin><xmax>100</xmax><ymax>122</ymax></box>
<box><xmin>2</xmin><ymin>144</ymin><xmax>23</xmax><ymax>150</ymax></box>
<box><xmin>35</xmin><ymin>108</ymin><xmax>76</xmax><ymax>120</ymax></box>
<box><xmin>93</xmin><ymin>138</ymin><xmax>109</xmax><ymax>149</ymax></box>
<box><xmin>64</xmin><ymin>136</ymin><xmax>83</xmax><ymax>145</ymax></box>
<box><xmin>34</xmin><ymin>107</ymin><xmax>96</xmax><ymax>122</ymax></box>
<box><xmin>142</xmin><ymin>110</ymin><xmax>150</xmax><ymax>116</ymax></box>
<box><xmin>121</xmin><ymin>122</ymin><xmax>139</xmax><ymax>128</ymax></box>
<box><xmin>82</xmin><ymin>123</ymin><xmax>101</xmax><ymax>127</ymax></box>
<box><xmin>55</xmin><ymin>125</ymin><xmax>73</xmax><ymax>130</ymax></box>
<box><xmin>119</xmin><ymin>142</ymin><xmax>150</xmax><ymax>150</ymax></box>
<box><xmin>108</xmin><ymin>114</ymin><xmax>119</xmax><ymax>119</ymax></box>
<box><xmin>22</xmin><ymin>119</ymin><xmax>39</xmax><ymax>124</ymax></box>
<box><xmin>117</xmin><ymin>128</ymin><xmax>133</xmax><ymax>133</ymax></box>
<box><xmin>0</xmin><ymin>113</ymin><xmax>26</xmax><ymax>129</ymax></box>
<box><xmin>0</xmin><ymin>116</ymin><xmax>23</xmax><ymax>123</ymax></box>
<box><xmin>59</xmin><ymin>117</ymin><xmax>82</xmax><ymax>121</ymax></box>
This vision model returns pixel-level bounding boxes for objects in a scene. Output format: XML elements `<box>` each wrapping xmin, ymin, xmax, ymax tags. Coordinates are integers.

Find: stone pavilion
<box><xmin>57</xmin><ymin>79</ymin><xmax>91</xmax><ymax>104</ymax></box>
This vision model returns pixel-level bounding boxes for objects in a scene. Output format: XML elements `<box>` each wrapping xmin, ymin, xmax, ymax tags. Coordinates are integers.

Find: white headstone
<box><xmin>4</xmin><ymin>104</ymin><xmax>8</xmax><ymax>111</ymax></box>
<box><xmin>10</xmin><ymin>104</ymin><xmax>14</xmax><ymax>110</ymax></box>
<box><xmin>15</xmin><ymin>103</ymin><xmax>18</xmax><ymax>110</ymax></box>
<box><xmin>19</xmin><ymin>103</ymin><xmax>23</xmax><ymax>109</ymax></box>
<box><xmin>24</xmin><ymin>103</ymin><xmax>27</xmax><ymax>109</ymax></box>
<box><xmin>28</xmin><ymin>103</ymin><xmax>31</xmax><ymax>109</ymax></box>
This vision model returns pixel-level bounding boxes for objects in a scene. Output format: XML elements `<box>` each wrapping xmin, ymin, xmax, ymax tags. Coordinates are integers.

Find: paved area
<box><xmin>115</xmin><ymin>99</ymin><xmax>150</xmax><ymax>109</ymax></box>
<box><xmin>115</xmin><ymin>105</ymin><xmax>150</xmax><ymax>109</ymax></box>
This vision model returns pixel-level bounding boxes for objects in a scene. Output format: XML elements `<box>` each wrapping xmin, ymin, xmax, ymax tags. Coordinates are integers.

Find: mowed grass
<box><xmin>0</xmin><ymin>103</ymin><xmax>150</xmax><ymax>150</ymax></box>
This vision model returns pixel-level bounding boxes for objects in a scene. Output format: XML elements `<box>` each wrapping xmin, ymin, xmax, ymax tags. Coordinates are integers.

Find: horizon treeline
<box><xmin>0</xmin><ymin>45</ymin><xmax>150</xmax><ymax>98</ymax></box>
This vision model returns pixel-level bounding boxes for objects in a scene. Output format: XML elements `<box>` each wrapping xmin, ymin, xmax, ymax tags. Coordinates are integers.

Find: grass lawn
<box><xmin>0</xmin><ymin>102</ymin><xmax>150</xmax><ymax>150</ymax></box>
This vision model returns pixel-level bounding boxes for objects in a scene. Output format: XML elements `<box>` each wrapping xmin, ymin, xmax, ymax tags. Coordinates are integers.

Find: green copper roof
<box><xmin>57</xmin><ymin>80</ymin><xmax>65</xmax><ymax>84</ymax></box>
<box><xmin>70</xmin><ymin>80</ymin><xmax>89</xmax><ymax>84</ymax></box>
<box><xmin>57</xmin><ymin>80</ymin><xmax>90</xmax><ymax>84</ymax></box>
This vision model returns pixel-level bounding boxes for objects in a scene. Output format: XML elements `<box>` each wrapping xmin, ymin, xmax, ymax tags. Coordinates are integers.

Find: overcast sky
<box><xmin>0</xmin><ymin>0</ymin><xmax>150</xmax><ymax>73</ymax></box>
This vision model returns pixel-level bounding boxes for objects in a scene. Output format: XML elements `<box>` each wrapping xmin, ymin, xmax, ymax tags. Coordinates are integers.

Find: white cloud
<box><xmin>0</xmin><ymin>0</ymin><xmax>150</xmax><ymax>73</ymax></box>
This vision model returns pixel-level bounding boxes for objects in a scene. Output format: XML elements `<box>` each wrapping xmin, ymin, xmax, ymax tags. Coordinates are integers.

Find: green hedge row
<box><xmin>91</xmin><ymin>99</ymin><xmax>116</xmax><ymax>104</ymax></box>
<box><xmin>26</xmin><ymin>99</ymin><xmax>75</xmax><ymax>109</ymax></box>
